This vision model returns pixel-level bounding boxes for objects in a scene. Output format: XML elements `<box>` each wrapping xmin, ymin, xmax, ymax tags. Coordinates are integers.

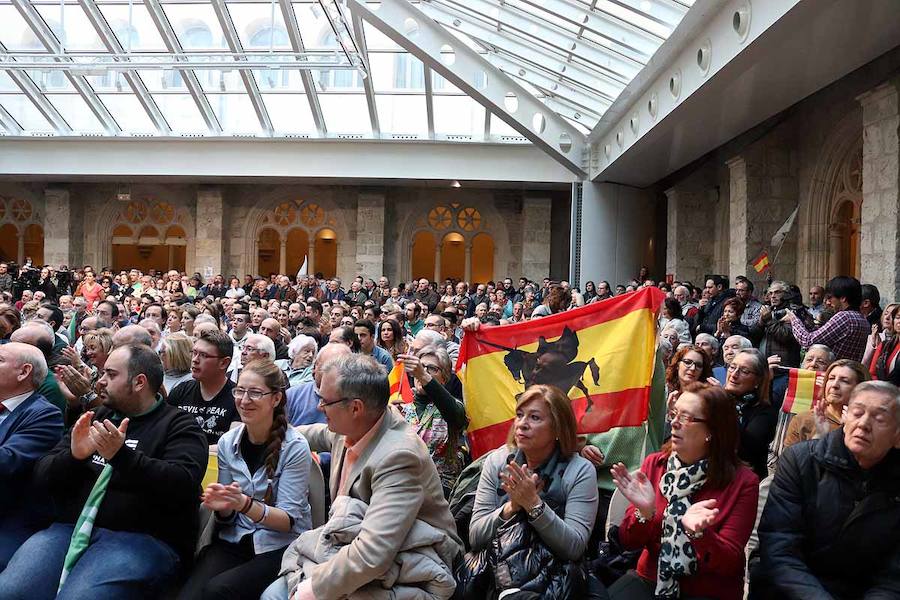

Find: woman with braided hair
<box><xmin>178</xmin><ymin>359</ymin><xmax>312</xmax><ymax>600</ymax></box>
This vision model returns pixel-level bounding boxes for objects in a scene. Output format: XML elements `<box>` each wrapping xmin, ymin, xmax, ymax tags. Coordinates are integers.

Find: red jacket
<box><xmin>618</xmin><ymin>451</ymin><xmax>759</xmax><ymax>600</ymax></box>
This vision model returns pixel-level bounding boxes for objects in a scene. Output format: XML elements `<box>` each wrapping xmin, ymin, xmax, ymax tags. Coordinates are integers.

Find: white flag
<box><xmin>770</xmin><ymin>205</ymin><xmax>799</xmax><ymax>250</ymax></box>
<box><xmin>297</xmin><ymin>255</ymin><xmax>308</xmax><ymax>278</ymax></box>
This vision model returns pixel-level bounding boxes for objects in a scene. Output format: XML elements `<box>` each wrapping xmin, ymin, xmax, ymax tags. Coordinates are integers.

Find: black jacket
<box><xmin>34</xmin><ymin>400</ymin><xmax>208</xmax><ymax>563</ymax></box>
<box><xmin>736</xmin><ymin>393</ymin><xmax>777</xmax><ymax>480</ymax></box>
<box><xmin>755</xmin><ymin>429</ymin><xmax>900</xmax><ymax>599</ymax></box>
<box><xmin>692</xmin><ymin>289</ymin><xmax>736</xmax><ymax>336</ymax></box>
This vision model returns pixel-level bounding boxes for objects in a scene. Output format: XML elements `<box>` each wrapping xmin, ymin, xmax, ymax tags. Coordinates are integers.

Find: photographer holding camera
<box><xmin>753</xmin><ymin>280</ymin><xmax>802</xmax><ymax>368</ymax></box>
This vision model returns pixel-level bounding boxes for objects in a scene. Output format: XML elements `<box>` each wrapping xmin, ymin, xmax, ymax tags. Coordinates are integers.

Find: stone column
<box><xmin>464</xmin><ymin>244</ymin><xmax>472</xmax><ymax>282</ymax></box>
<box><xmin>726</xmin><ymin>157</ymin><xmax>749</xmax><ymax>279</ymax></box>
<box><xmin>307</xmin><ymin>242</ymin><xmax>315</xmax><ymax>276</ymax></box>
<box><xmin>434</xmin><ymin>245</ymin><xmax>442</xmax><ymax>282</ymax></box>
<box><xmin>665</xmin><ymin>185</ymin><xmax>713</xmax><ymax>284</ymax></box>
<box><xmin>521</xmin><ymin>197</ymin><xmax>552</xmax><ymax>283</ymax></box>
<box><xmin>858</xmin><ymin>80</ymin><xmax>900</xmax><ymax>302</ymax></box>
<box><xmin>16</xmin><ymin>235</ymin><xmax>24</xmax><ymax>265</ymax></box>
<box><xmin>355</xmin><ymin>191</ymin><xmax>385</xmax><ymax>276</ymax></box>
<box><xmin>195</xmin><ymin>188</ymin><xmax>224</xmax><ymax>277</ymax></box>
<box><xmin>43</xmin><ymin>188</ymin><xmax>72</xmax><ymax>267</ymax></box>
<box><xmin>279</xmin><ymin>238</ymin><xmax>287</xmax><ymax>275</ymax></box>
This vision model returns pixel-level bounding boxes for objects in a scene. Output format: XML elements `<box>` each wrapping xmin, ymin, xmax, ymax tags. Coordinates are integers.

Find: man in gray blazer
<box><xmin>291</xmin><ymin>354</ymin><xmax>461</xmax><ymax>600</ymax></box>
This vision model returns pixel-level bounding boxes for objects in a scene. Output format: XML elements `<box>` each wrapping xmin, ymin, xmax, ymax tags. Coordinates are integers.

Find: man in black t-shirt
<box><xmin>167</xmin><ymin>330</ymin><xmax>237</xmax><ymax>445</ymax></box>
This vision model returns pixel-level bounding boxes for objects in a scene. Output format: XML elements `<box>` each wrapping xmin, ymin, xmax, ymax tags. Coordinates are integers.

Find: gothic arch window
<box><xmin>827</xmin><ymin>144</ymin><xmax>863</xmax><ymax>279</ymax></box>
<box><xmin>255</xmin><ymin>199</ymin><xmax>337</xmax><ymax>277</ymax></box>
<box><xmin>411</xmin><ymin>203</ymin><xmax>493</xmax><ymax>283</ymax></box>
<box><xmin>110</xmin><ymin>199</ymin><xmax>189</xmax><ymax>272</ymax></box>
<box><xmin>0</xmin><ymin>196</ymin><xmax>43</xmax><ymax>265</ymax></box>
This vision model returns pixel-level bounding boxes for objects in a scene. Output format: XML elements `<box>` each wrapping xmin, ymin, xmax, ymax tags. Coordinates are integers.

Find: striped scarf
<box><xmin>58</xmin><ymin>463</ymin><xmax>113</xmax><ymax>592</ymax></box>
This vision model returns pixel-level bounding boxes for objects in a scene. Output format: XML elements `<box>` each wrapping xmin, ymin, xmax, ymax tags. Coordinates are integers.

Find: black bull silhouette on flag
<box><xmin>477</xmin><ymin>326</ymin><xmax>601</xmax><ymax>412</ymax></box>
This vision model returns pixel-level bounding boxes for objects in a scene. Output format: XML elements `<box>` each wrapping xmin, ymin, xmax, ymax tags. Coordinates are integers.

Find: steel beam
<box><xmin>210</xmin><ymin>0</ymin><xmax>274</xmax><ymax>136</ymax></box>
<box><xmin>11</xmin><ymin>0</ymin><xmax>119</xmax><ymax>135</ymax></box>
<box><xmin>144</xmin><ymin>0</ymin><xmax>222</xmax><ymax>134</ymax></box>
<box><xmin>349</xmin><ymin>0</ymin><xmax>586</xmax><ymax>176</ymax></box>
<box><xmin>78</xmin><ymin>0</ymin><xmax>170</xmax><ymax>135</ymax></box>
<box><xmin>279</xmin><ymin>0</ymin><xmax>326</xmax><ymax>136</ymax></box>
<box><xmin>351</xmin><ymin>13</ymin><xmax>380</xmax><ymax>138</ymax></box>
<box><xmin>0</xmin><ymin>41</ymin><xmax>70</xmax><ymax>133</ymax></box>
<box><xmin>0</xmin><ymin>103</ymin><xmax>24</xmax><ymax>135</ymax></box>
<box><xmin>424</xmin><ymin>68</ymin><xmax>435</xmax><ymax>139</ymax></box>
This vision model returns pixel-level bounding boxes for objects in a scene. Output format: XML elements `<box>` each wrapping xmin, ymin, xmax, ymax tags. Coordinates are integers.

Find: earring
<box><xmin>705</xmin><ymin>436</ymin><xmax>711</xmax><ymax>442</ymax></box>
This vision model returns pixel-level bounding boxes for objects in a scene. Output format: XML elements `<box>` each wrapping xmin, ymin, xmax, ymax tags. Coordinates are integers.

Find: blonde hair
<box><xmin>506</xmin><ymin>385</ymin><xmax>578</xmax><ymax>457</ymax></box>
<box><xmin>82</xmin><ymin>328</ymin><xmax>114</xmax><ymax>355</ymax></box>
<box><xmin>161</xmin><ymin>332</ymin><xmax>193</xmax><ymax>372</ymax></box>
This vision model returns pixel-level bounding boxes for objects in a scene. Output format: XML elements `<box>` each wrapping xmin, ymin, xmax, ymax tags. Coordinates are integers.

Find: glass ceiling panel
<box><xmin>34</xmin><ymin>4</ymin><xmax>105</xmax><ymax>51</ymax></box>
<box><xmin>0</xmin><ymin>93</ymin><xmax>55</xmax><ymax>130</ymax></box>
<box><xmin>0</xmin><ymin>0</ymin><xmax>691</xmax><ymax>142</ymax></box>
<box><xmin>262</xmin><ymin>93</ymin><xmax>316</xmax><ymax>134</ymax></box>
<box><xmin>433</xmin><ymin>95</ymin><xmax>484</xmax><ymax>138</ymax></box>
<box><xmin>99</xmin><ymin>93</ymin><xmax>156</xmax><ymax>132</ymax></box>
<box><xmin>97</xmin><ymin>4</ymin><xmax>167</xmax><ymax>51</ymax></box>
<box><xmin>162</xmin><ymin>3</ymin><xmax>228</xmax><ymax>50</ymax></box>
<box><xmin>318</xmin><ymin>93</ymin><xmax>369</xmax><ymax>135</ymax></box>
<box><xmin>375</xmin><ymin>94</ymin><xmax>427</xmax><ymax>136</ymax></box>
<box><xmin>46</xmin><ymin>93</ymin><xmax>106</xmax><ymax>131</ymax></box>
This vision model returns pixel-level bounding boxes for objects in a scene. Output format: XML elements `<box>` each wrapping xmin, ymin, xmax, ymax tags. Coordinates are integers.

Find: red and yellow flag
<box><xmin>782</xmin><ymin>368</ymin><xmax>824</xmax><ymax>414</ymax></box>
<box><xmin>751</xmin><ymin>250</ymin><xmax>770</xmax><ymax>274</ymax></box>
<box><xmin>456</xmin><ymin>287</ymin><xmax>666</xmax><ymax>458</ymax></box>
<box><xmin>388</xmin><ymin>361</ymin><xmax>414</xmax><ymax>404</ymax></box>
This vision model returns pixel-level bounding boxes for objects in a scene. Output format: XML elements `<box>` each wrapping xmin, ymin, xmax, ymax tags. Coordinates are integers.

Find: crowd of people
<box><xmin>0</xmin><ymin>260</ymin><xmax>899</xmax><ymax>600</ymax></box>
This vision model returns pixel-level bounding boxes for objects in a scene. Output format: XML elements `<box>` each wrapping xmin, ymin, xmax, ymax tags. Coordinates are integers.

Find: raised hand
<box><xmin>89</xmin><ymin>418</ymin><xmax>129</xmax><ymax>461</ymax></box>
<box><xmin>56</xmin><ymin>365</ymin><xmax>91</xmax><ymax>397</ymax></box>
<box><xmin>71</xmin><ymin>411</ymin><xmax>98</xmax><ymax>460</ymax></box>
<box><xmin>682</xmin><ymin>498</ymin><xmax>719</xmax><ymax>535</ymax></box>
<box><xmin>610</xmin><ymin>462</ymin><xmax>656</xmax><ymax>518</ymax></box>
<box><xmin>61</xmin><ymin>346</ymin><xmax>85</xmax><ymax>371</ymax></box>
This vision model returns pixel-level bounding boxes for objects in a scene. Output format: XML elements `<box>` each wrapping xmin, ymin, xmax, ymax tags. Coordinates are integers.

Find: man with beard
<box><xmin>0</xmin><ymin>344</ymin><xmax>207</xmax><ymax>598</ymax></box>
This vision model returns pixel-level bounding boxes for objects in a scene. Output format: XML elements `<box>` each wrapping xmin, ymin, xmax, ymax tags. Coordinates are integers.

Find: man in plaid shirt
<box><xmin>789</xmin><ymin>276</ymin><xmax>869</xmax><ymax>362</ymax></box>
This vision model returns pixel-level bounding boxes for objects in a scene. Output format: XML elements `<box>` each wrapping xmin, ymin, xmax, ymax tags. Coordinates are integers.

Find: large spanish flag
<box><xmin>457</xmin><ymin>287</ymin><xmax>666</xmax><ymax>458</ymax></box>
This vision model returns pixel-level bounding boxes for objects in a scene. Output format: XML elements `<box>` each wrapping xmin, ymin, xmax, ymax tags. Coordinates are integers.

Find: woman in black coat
<box><xmin>723</xmin><ymin>348</ymin><xmax>777</xmax><ymax>479</ymax></box>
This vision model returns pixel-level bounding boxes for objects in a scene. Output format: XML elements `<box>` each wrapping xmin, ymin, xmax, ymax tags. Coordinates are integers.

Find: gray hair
<box><xmin>414</xmin><ymin>329</ymin><xmax>445</xmax><ymax>347</ymax></box>
<box><xmin>695</xmin><ymin>333</ymin><xmax>720</xmax><ymax>355</ymax></box>
<box><xmin>321</xmin><ymin>354</ymin><xmax>389</xmax><ymax>413</ymax></box>
<box><xmin>724</xmin><ymin>335</ymin><xmax>753</xmax><ymax>350</ymax></box>
<box><xmin>806</xmin><ymin>344</ymin><xmax>836</xmax><ymax>364</ymax></box>
<box><xmin>288</xmin><ymin>334</ymin><xmax>318</xmax><ymax>360</ymax></box>
<box><xmin>6</xmin><ymin>342</ymin><xmax>48</xmax><ymax>388</ymax></box>
<box><xmin>850</xmin><ymin>381</ymin><xmax>900</xmax><ymax>421</ymax></box>
<box><xmin>112</xmin><ymin>325</ymin><xmax>153</xmax><ymax>348</ymax></box>
<box><xmin>194</xmin><ymin>314</ymin><xmax>217</xmax><ymax>326</ymax></box>
<box><xmin>138</xmin><ymin>318</ymin><xmax>161</xmax><ymax>335</ymax></box>
<box><xmin>245</xmin><ymin>333</ymin><xmax>276</xmax><ymax>360</ymax></box>
<box><xmin>416</xmin><ymin>344</ymin><xmax>452</xmax><ymax>379</ymax></box>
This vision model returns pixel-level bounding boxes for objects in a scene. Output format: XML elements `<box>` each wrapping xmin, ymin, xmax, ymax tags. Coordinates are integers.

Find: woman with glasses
<box><xmin>665</xmin><ymin>345</ymin><xmax>712</xmax><ymax>409</ymax></box>
<box><xmin>723</xmin><ymin>349</ymin><xmax>777</xmax><ymax>479</ymax></box>
<box><xmin>396</xmin><ymin>344</ymin><xmax>468</xmax><ymax>498</ymax></box>
<box><xmin>179</xmin><ymin>359</ymin><xmax>312</xmax><ymax>600</ymax></box>
<box><xmin>610</xmin><ymin>383</ymin><xmax>759</xmax><ymax>600</ymax></box>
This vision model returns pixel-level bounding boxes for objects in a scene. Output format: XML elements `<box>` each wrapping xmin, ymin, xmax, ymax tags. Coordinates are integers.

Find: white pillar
<box><xmin>279</xmin><ymin>239</ymin><xmax>287</xmax><ymax>275</ymax></box>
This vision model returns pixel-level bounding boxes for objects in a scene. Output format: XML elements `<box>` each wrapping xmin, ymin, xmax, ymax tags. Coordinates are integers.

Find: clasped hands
<box><xmin>71</xmin><ymin>411</ymin><xmax>129</xmax><ymax>461</ymax></box>
<box><xmin>611</xmin><ymin>462</ymin><xmax>719</xmax><ymax>536</ymax></box>
<box><xmin>499</xmin><ymin>461</ymin><xmax>543</xmax><ymax>518</ymax></box>
<box><xmin>202</xmin><ymin>482</ymin><xmax>247</xmax><ymax>514</ymax></box>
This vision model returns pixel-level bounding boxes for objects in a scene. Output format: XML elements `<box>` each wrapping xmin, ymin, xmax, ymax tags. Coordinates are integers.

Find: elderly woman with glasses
<box><xmin>178</xmin><ymin>359</ymin><xmax>312</xmax><ymax>600</ymax></box>
<box><xmin>610</xmin><ymin>383</ymin><xmax>759</xmax><ymax>600</ymax></box>
<box><xmin>723</xmin><ymin>349</ymin><xmax>777</xmax><ymax>479</ymax></box>
<box><xmin>396</xmin><ymin>344</ymin><xmax>468</xmax><ymax>498</ymax></box>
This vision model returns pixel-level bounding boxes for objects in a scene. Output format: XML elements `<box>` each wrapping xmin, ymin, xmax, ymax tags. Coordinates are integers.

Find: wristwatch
<box><xmin>526</xmin><ymin>501</ymin><xmax>546</xmax><ymax>521</ymax></box>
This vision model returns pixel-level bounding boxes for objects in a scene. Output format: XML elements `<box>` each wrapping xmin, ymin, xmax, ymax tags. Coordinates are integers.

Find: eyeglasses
<box><xmin>424</xmin><ymin>322</ymin><xmax>443</xmax><ymax>329</ymax></box>
<box><xmin>232</xmin><ymin>387</ymin><xmax>278</xmax><ymax>401</ymax></box>
<box><xmin>423</xmin><ymin>364</ymin><xmax>442</xmax><ymax>375</ymax></box>
<box><xmin>727</xmin><ymin>364</ymin><xmax>756</xmax><ymax>377</ymax></box>
<box><xmin>192</xmin><ymin>350</ymin><xmax>223</xmax><ymax>360</ymax></box>
<box><xmin>679</xmin><ymin>358</ymin><xmax>702</xmax><ymax>370</ymax></box>
<box><xmin>318</xmin><ymin>396</ymin><xmax>351</xmax><ymax>409</ymax></box>
<box><xmin>668</xmin><ymin>410</ymin><xmax>708</xmax><ymax>425</ymax></box>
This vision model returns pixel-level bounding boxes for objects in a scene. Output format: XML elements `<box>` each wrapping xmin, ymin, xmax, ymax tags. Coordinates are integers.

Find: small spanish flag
<box><xmin>782</xmin><ymin>368</ymin><xmax>824</xmax><ymax>414</ymax></box>
<box><xmin>751</xmin><ymin>250</ymin><xmax>770</xmax><ymax>274</ymax></box>
<box><xmin>388</xmin><ymin>361</ymin><xmax>414</xmax><ymax>403</ymax></box>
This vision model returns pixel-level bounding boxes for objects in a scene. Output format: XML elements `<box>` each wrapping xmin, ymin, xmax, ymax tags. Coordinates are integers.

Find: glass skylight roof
<box><xmin>0</xmin><ymin>0</ymin><xmax>692</xmax><ymax>141</ymax></box>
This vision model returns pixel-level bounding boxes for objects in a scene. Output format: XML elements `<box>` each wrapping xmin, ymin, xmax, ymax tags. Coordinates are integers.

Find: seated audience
<box><xmin>397</xmin><ymin>344</ymin><xmax>468</xmax><ymax>497</ymax></box>
<box><xmin>0</xmin><ymin>344</ymin><xmax>208</xmax><ymax>599</ymax></box>
<box><xmin>0</xmin><ymin>343</ymin><xmax>64</xmax><ymax>569</ymax></box>
<box><xmin>270</xmin><ymin>355</ymin><xmax>461</xmax><ymax>600</ymax></box>
<box><xmin>167</xmin><ymin>330</ymin><xmax>237</xmax><ymax>445</ymax></box>
<box><xmin>611</xmin><ymin>382</ymin><xmax>758</xmax><ymax>600</ymax></box>
<box><xmin>376</xmin><ymin>318</ymin><xmax>408</xmax><ymax>362</ymax></box>
<box><xmin>160</xmin><ymin>332</ymin><xmax>194</xmax><ymax>394</ymax></box>
<box><xmin>755</xmin><ymin>381</ymin><xmax>900</xmax><ymax>598</ymax></box>
<box><xmin>178</xmin><ymin>360</ymin><xmax>312</xmax><ymax>600</ymax></box>
<box><xmin>284</xmin><ymin>343</ymin><xmax>348</xmax><ymax>427</ymax></box>
<box><xmin>783</xmin><ymin>359</ymin><xmax>869</xmax><ymax>450</ymax></box>
<box><xmin>467</xmin><ymin>385</ymin><xmax>599</xmax><ymax>595</ymax></box>
<box><xmin>353</xmin><ymin>319</ymin><xmax>393</xmax><ymax>372</ymax></box>
<box><xmin>723</xmin><ymin>349</ymin><xmax>776</xmax><ymax>479</ymax></box>
<box><xmin>286</xmin><ymin>334</ymin><xmax>317</xmax><ymax>387</ymax></box>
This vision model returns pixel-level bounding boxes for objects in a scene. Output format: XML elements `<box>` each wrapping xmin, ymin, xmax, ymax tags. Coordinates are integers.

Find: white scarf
<box><xmin>656</xmin><ymin>453</ymin><xmax>709</xmax><ymax>599</ymax></box>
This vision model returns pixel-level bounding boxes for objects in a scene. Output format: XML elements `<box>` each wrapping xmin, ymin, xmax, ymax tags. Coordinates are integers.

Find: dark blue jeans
<box><xmin>0</xmin><ymin>522</ymin><xmax>179</xmax><ymax>600</ymax></box>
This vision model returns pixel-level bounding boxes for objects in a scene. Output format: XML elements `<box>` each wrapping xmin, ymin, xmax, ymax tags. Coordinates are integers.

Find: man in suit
<box><xmin>289</xmin><ymin>354</ymin><xmax>461</xmax><ymax>600</ymax></box>
<box><xmin>0</xmin><ymin>342</ymin><xmax>64</xmax><ymax>569</ymax></box>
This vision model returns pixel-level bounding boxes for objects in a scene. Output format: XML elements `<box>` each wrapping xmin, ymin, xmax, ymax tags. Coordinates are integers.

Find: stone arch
<box><xmin>94</xmin><ymin>191</ymin><xmax>195</xmax><ymax>273</ymax></box>
<box><xmin>799</xmin><ymin>113</ymin><xmax>863</xmax><ymax>291</ymax></box>
<box><xmin>398</xmin><ymin>198</ymin><xmax>510</xmax><ymax>284</ymax></box>
<box><xmin>0</xmin><ymin>195</ymin><xmax>45</xmax><ymax>265</ymax></box>
<box><xmin>242</xmin><ymin>190</ymin><xmax>348</xmax><ymax>278</ymax></box>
